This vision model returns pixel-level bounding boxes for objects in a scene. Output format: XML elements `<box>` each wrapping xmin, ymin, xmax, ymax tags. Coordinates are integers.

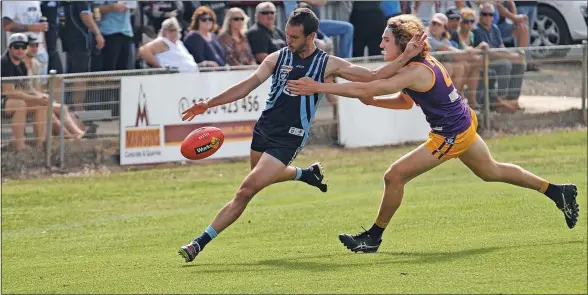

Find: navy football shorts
<box><xmin>250</xmin><ymin>132</ymin><xmax>302</xmax><ymax>166</ymax></box>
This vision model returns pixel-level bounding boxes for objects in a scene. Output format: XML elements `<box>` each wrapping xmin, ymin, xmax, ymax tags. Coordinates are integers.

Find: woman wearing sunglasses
<box><xmin>217</xmin><ymin>7</ymin><xmax>256</xmax><ymax>66</ymax></box>
<box><xmin>456</xmin><ymin>7</ymin><xmax>490</xmax><ymax>109</ymax></box>
<box><xmin>184</xmin><ymin>6</ymin><xmax>227</xmax><ymax>68</ymax></box>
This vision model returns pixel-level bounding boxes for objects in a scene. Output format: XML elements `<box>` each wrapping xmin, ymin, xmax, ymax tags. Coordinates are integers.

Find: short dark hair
<box><xmin>287</xmin><ymin>8</ymin><xmax>319</xmax><ymax>36</ymax></box>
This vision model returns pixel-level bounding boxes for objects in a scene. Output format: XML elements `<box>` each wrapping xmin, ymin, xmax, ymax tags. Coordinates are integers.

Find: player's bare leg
<box><xmin>251</xmin><ymin>150</ymin><xmax>327</xmax><ymax>192</ymax></box>
<box><xmin>339</xmin><ymin>144</ymin><xmax>444</xmax><ymax>253</ymax></box>
<box><xmin>459</xmin><ymin>135</ymin><xmax>578</xmax><ymax>228</ymax></box>
<box><xmin>179</xmin><ymin>153</ymin><xmax>286</xmax><ymax>262</ymax></box>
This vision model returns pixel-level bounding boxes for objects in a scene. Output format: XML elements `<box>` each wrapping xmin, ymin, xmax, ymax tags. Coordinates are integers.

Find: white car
<box><xmin>533</xmin><ymin>0</ymin><xmax>587</xmax><ymax>56</ymax></box>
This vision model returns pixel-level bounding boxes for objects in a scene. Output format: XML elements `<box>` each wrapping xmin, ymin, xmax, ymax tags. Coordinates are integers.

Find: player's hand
<box><xmin>403</xmin><ymin>31</ymin><xmax>427</xmax><ymax>58</ymax></box>
<box><xmin>287</xmin><ymin>77</ymin><xmax>320</xmax><ymax>96</ymax></box>
<box><xmin>182</xmin><ymin>101</ymin><xmax>208</xmax><ymax>121</ymax></box>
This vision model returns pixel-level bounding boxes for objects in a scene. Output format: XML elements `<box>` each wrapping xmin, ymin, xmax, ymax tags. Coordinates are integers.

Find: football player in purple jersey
<box><xmin>288</xmin><ymin>14</ymin><xmax>578</xmax><ymax>254</ymax></box>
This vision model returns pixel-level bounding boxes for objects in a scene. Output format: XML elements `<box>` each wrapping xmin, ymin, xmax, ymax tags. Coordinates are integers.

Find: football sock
<box><xmin>368</xmin><ymin>219</ymin><xmax>388</xmax><ymax>240</ymax></box>
<box><xmin>295</xmin><ymin>167</ymin><xmax>317</xmax><ymax>184</ymax></box>
<box><xmin>542</xmin><ymin>182</ymin><xmax>561</xmax><ymax>203</ymax></box>
<box><xmin>193</xmin><ymin>225</ymin><xmax>217</xmax><ymax>249</ymax></box>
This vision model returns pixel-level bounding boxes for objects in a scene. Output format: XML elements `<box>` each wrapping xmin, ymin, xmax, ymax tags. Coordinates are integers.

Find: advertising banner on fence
<box><xmin>337</xmin><ymin>97</ymin><xmax>430</xmax><ymax>148</ymax></box>
<box><xmin>336</xmin><ymin>61</ymin><xmax>430</xmax><ymax>148</ymax></box>
<box><xmin>120</xmin><ymin>72</ymin><xmax>269</xmax><ymax>165</ymax></box>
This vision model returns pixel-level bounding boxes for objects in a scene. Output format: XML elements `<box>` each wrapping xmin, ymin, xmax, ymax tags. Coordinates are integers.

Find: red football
<box><xmin>180</xmin><ymin>127</ymin><xmax>225</xmax><ymax>160</ymax></box>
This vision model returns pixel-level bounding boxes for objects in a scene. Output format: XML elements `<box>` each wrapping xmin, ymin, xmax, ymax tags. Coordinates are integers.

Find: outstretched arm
<box><xmin>289</xmin><ymin>65</ymin><xmax>424</xmax><ymax>100</ymax></box>
<box><xmin>326</xmin><ymin>31</ymin><xmax>427</xmax><ymax>82</ymax></box>
<box><xmin>182</xmin><ymin>52</ymin><xmax>278</xmax><ymax>121</ymax></box>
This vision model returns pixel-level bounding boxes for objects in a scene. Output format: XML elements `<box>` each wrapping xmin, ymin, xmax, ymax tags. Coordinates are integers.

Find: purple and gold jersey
<box><xmin>402</xmin><ymin>54</ymin><xmax>471</xmax><ymax>137</ymax></box>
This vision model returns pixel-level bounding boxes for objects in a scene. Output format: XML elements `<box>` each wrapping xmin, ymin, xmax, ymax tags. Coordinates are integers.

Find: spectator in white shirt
<box><xmin>138</xmin><ymin>17</ymin><xmax>199</xmax><ymax>72</ymax></box>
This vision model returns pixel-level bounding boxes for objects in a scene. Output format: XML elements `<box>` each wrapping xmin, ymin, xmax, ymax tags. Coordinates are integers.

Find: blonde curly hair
<box><xmin>386</xmin><ymin>14</ymin><xmax>430</xmax><ymax>58</ymax></box>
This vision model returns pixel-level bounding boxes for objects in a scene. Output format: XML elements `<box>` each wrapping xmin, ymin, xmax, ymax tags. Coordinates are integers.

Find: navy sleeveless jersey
<box><xmin>254</xmin><ymin>47</ymin><xmax>329</xmax><ymax>148</ymax></box>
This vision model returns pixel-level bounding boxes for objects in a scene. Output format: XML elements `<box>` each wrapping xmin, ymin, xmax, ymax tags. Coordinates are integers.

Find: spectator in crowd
<box><xmin>1</xmin><ymin>33</ymin><xmax>48</xmax><ymax>151</ymax></box>
<box><xmin>455</xmin><ymin>8</ymin><xmax>485</xmax><ymax>50</ymax></box>
<box><xmin>138</xmin><ymin>17</ymin><xmax>199</xmax><ymax>72</ymax></box>
<box><xmin>444</xmin><ymin>6</ymin><xmax>462</xmax><ymax>48</ymax></box>
<box><xmin>183</xmin><ymin>1</ymin><xmax>228</xmax><ymax>30</ymax></box>
<box><xmin>40</xmin><ymin>1</ymin><xmax>63</xmax><ymax>74</ymax></box>
<box><xmin>62</xmin><ymin>1</ymin><xmax>104</xmax><ymax>113</ymax></box>
<box><xmin>350</xmin><ymin>0</ymin><xmax>386</xmax><ymax>57</ymax></box>
<box><xmin>94</xmin><ymin>1</ymin><xmax>135</xmax><ymax>71</ymax></box>
<box><xmin>217</xmin><ymin>8</ymin><xmax>256</xmax><ymax>66</ymax></box>
<box><xmin>24</xmin><ymin>34</ymin><xmax>89</xmax><ymax>140</ymax></box>
<box><xmin>202</xmin><ymin>1</ymin><xmax>228</xmax><ymax>29</ymax></box>
<box><xmin>458</xmin><ymin>7</ymin><xmax>491</xmax><ymax>108</ymax></box>
<box><xmin>473</xmin><ymin>2</ymin><xmax>526</xmax><ymax>112</ymax></box>
<box><xmin>381</xmin><ymin>1</ymin><xmax>408</xmax><ymax>19</ymax></box>
<box><xmin>445</xmin><ymin>7</ymin><xmax>461</xmax><ymax>32</ymax></box>
<box><xmin>142</xmin><ymin>1</ymin><xmax>184</xmax><ymax>33</ymax></box>
<box><xmin>428</xmin><ymin>13</ymin><xmax>484</xmax><ymax>108</ymax></box>
<box><xmin>283</xmin><ymin>1</ymin><xmax>354</xmax><ymax>58</ymax></box>
<box><xmin>438</xmin><ymin>1</ymin><xmax>465</xmax><ymax>15</ymax></box>
<box><xmin>412</xmin><ymin>1</ymin><xmax>436</xmax><ymax>26</ymax></box>
<box><xmin>494</xmin><ymin>1</ymin><xmax>529</xmax><ymax>50</ymax></box>
<box><xmin>2</xmin><ymin>1</ymin><xmax>49</xmax><ymax>76</ymax></box>
<box><xmin>514</xmin><ymin>0</ymin><xmax>539</xmax><ymax>71</ymax></box>
<box><xmin>246</xmin><ymin>2</ymin><xmax>286</xmax><ymax>64</ymax></box>
<box><xmin>63</xmin><ymin>1</ymin><xmax>104</xmax><ymax>73</ymax></box>
<box><xmin>333</xmin><ymin>0</ymin><xmax>354</xmax><ymax>23</ymax></box>
<box><xmin>184</xmin><ymin>6</ymin><xmax>226</xmax><ymax>67</ymax></box>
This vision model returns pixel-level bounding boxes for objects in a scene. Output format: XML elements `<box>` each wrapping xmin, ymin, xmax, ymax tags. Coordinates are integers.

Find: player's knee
<box><xmin>383</xmin><ymin>166</ymin><xmax>406</xmax><ymax>186</ymax></box>
<box><xmin>235</xmin><ymin>184</ymin><xmax>259</xmax><ymax>204</ymax></box>
<box><xmin>477</xmin><ymin>164</ymin><xmax>502</xmax><ymax>182</ymax></box>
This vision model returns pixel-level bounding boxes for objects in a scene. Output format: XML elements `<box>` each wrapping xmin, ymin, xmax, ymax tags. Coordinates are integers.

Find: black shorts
<box><xmin>250</xmin><ymin>132</ymin><xmax>303</xmax><ymax>166</ymax></box>
<box><xmin>67</xmin><ymin>50</ymin><xmax>91</xmax><ymax>74</ymax></box>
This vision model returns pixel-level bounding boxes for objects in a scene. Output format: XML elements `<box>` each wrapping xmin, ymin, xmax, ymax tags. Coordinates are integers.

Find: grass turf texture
<box><xmin>2</xmin><ymin>130</ymin><xmax>587</xmax><ymax>294</ymax></box>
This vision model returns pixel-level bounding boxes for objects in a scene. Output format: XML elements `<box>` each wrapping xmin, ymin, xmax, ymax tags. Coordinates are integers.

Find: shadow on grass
<box><xmin>183</xmin><ymin>240</ymin><xmax>585</xmax><ymax>273</ymax></box>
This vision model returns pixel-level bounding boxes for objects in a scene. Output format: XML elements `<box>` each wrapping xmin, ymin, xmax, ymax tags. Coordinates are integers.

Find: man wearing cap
<box><xmin>2</xmin><ymin>1</ymin><xmax>49</xmax><ymax>75</ymax></box>
<box><xmin>445</xmin><ymin>6</ymin><xmax>462</xmax><ymax>49</ymax></box>
<box><xmin>1</xmin><ymin>33</ymin><xmax>48</xmax><ymax>151</ymax></box>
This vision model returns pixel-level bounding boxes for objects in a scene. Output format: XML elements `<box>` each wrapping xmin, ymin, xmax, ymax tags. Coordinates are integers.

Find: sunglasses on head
<box><xmin>462</xmin><ymin>19</ymin><xmax>475</xmax><ymax>24</ymax></box>
<box><xmin>260</xmin><ymin>11</ymin><xmax>275</xmax><ymax>15</ymax></box>
<box><xmin>232</xmin><ymin>17</ymin><xmax>245</xmax><ymax>21</ymax></box>
<box><xmin>200</xmin><ymin>16</ymin><xmax>213</xmax><ymax>22</ymax></box>
<box><xmin>481</xmin><ymin>12</ymin><xmax>494</xmax><ymax>17</ymax></box>
<box><xmin>11</xmin><ymin>44</ymin><xmax>27</xmax><ymax>50</ymax></box>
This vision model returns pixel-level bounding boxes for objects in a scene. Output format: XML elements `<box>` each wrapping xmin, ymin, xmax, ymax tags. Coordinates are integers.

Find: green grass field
<box><xmin>2</xmin><ymin>130</ymin><xmax>587</xmax><ymax>294</ymax></box>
